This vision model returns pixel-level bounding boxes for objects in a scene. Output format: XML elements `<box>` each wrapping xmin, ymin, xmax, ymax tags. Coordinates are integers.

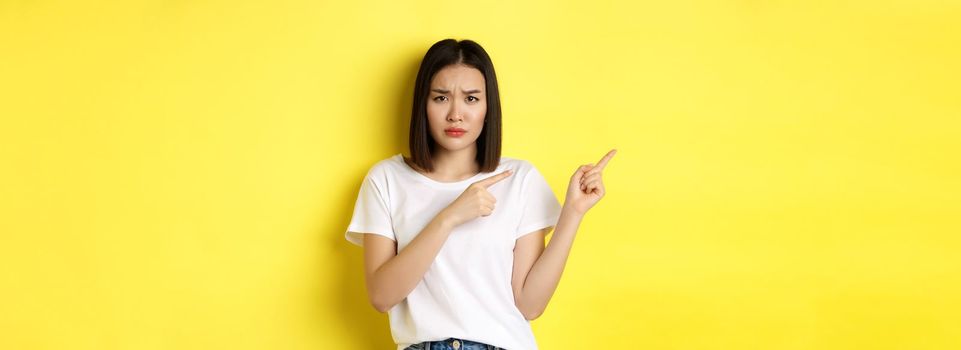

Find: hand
<box><xmin>565</xmin><ymin>149</ymin><xmax>617</xmax><ymax>216</ymax></box>
<box><xmin>440</xmin><ymin>169</ymin><xmax>514</xmax><ymax>228</ymax></box>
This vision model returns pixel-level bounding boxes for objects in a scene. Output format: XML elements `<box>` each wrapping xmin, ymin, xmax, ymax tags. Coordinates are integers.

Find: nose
<box><xmin>446</xmin><ymin>108</ymin><xmax>462</xmax><ymax>122</ymax></box>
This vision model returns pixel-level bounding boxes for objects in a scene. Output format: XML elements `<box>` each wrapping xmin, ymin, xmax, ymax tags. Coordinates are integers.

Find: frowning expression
<box><xmin>426</xmin><ymin>64</ymin><xmax>487</xmax><ymax>153</ymax></box>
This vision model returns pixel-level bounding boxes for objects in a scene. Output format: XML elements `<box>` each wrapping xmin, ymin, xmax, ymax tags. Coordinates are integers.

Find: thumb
<box><xmin>571</xmin><ymin>164</ymin><xmax>593</xmax><ymax>181</ymax></box>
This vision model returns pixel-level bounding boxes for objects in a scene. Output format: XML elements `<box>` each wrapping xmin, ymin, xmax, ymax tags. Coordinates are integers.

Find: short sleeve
<box><xmin>345</xmin><ymin>170</ymin><xmax>396</xmax><ymax>247</ymax></box>
<box><xmin>515</xmin><ymin>164</ymin><xmax>562</xmax><ymax>239</ymax></box>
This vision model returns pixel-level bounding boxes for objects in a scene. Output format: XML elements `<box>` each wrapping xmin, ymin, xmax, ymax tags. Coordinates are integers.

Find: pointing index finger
<box><xmin>475</xmin><ymin>169</ymin><xmax>513</xmax><ymax>188</ymax></box>
<box><xmin>594</xmin><ymin>149</ymin><xmax>617</xmax><ymax>170</ymax></box>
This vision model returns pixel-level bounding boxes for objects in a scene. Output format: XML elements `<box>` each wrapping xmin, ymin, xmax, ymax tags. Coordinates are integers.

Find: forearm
<box><xmin>368</xmin><ymin>212</ymin><xmax>454</xmax><ymax>312</ymax></box>
<box><xmin>517</xmin><ymin>205</ymin><xmax>584</xmax><ymax>318</ymax></box>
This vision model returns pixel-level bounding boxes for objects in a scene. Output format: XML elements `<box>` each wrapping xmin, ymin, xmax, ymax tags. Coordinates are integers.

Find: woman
<box><xmin>345</xmin><ymin>38</ymin><xmax>616</xmax><ymax>350</ymax></box>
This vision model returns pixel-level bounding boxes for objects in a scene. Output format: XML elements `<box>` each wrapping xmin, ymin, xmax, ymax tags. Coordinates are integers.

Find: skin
<box><xmin>354</xmin><ymin>63</ymin><xmax>617</xmax><ymax>320</ymax></box>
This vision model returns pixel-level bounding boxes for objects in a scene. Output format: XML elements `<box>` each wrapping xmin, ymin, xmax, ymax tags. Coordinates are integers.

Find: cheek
<box><xmin>427</xmin><ymin>118</ymin><xmax>448</xmax><ymax>140</ymax></box>
<box><xmin>473</xmin><ymin>106</ymin><xmax>488</xmax><ymax>125</ymax></box>
<box><xmin>426</xmin><ymin>105</ymin><xmax>446</xmax><ymax>123</ymax></box>
<box><xmin>426</xmin><ymin>104</ymin><xmax>442</xmax><ymax>121</ymax></box>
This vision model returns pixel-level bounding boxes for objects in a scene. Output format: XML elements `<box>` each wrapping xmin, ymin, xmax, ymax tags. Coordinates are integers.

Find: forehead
<box><xmin>430</xmin><ymin>64</ymin><xmax>485</xmax><ymax>89</ymax></box>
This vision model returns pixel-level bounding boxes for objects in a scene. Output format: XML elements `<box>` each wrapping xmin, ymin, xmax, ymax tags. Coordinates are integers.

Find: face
<box><xmin>426</xmin><ymin>64</ymin><xmax>487</xmax><ymax>154</ymax></box>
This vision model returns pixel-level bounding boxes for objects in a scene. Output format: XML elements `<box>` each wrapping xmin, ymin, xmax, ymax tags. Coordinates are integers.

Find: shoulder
<box><xmin>362</xmin><ymin>154</ymin><xmax>403</xmax><ymax>183</ymax></box>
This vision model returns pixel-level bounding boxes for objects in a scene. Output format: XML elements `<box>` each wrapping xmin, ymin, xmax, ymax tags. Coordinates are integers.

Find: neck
<box><xmin>430</xmin><ymin>145</ymin><xmax>479</xmax><ymax>181</ymax></box>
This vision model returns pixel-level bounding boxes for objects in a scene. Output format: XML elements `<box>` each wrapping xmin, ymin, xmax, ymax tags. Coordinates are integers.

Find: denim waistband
<box><xmin>404</xmin><ymin>337</ymin><xmax>505</xmax><ymax>350</ymax></box>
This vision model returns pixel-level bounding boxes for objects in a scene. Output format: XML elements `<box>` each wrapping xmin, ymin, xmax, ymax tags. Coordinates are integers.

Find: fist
<box><xmin>441</xmin><ymin>169</ymin><xmax>513</xmax><ymax>227</ymax></box>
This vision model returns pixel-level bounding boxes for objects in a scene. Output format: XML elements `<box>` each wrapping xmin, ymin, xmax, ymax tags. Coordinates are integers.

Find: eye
<box><xmin>433</xmin><ymin>96</ymin><xmax>447</xmax><ymax>102</ymax></box>
<box><xmin>467</xmin><ymin>96</ymin><xmax>479</xmax><ymax>102</ymax></box>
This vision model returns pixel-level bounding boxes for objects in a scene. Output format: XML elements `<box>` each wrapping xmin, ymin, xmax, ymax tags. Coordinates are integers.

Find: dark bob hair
<box><xmin>406</xmin><ymin>38</ymin><xmax>502</xmax><ymax>173</ymax></box>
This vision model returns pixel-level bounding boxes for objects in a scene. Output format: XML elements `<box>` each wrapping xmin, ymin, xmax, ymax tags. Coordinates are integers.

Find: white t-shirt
<box><xmin>345</xmin><ymin>153</ymin><xmax>562</xmax><ymax>350</ymax></box>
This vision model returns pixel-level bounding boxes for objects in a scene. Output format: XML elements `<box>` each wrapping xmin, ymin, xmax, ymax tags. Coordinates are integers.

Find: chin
<box><xmin>433</xmin><ymin>137</ymin><xmax>479</xmax><ymax>152</ymax></box>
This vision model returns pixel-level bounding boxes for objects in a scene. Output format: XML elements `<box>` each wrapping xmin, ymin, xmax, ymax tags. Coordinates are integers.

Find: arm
<box><xmin>511</xmin><ymin>205</ymin><xmax>583</xmax><ymax>320</ymax></box>
<box><xmin>512</xmin><ymin>149</ymin><xmax>617</xmax><ymax>320</ymax></box>
<box><xmin>357</xmin><ymin>213</ymin><xmax>454</xmax><ymax>313</ymax></box>
<box><xmin>359</xmin><ymin>169</ymin><xmax>515</xmax><ymax>313</ymax></box>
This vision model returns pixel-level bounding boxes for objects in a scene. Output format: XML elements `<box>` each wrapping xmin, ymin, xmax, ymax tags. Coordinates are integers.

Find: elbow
<box><xmin>369</xmin><ymin>295</ymin><xmax>394</xmax><ymax>313</ymax></box>
<box><xmin>517</xmin><ymin>301</ymin><xmax>545</xmax><ymax>321</ymax></box>
<box><xmin>368</xmin><ymin>292</ymin><xmax>396</xmax><ymax>313</ymax></box>
<box><xmin>372</xmin><ymin>301</ymin><xmax>392</xmax><ymax>314</ymax></box>
<box><xmin>523</xmin><ymin>308</ymin><xmax>544</xmax><ymax>321</ymax></box>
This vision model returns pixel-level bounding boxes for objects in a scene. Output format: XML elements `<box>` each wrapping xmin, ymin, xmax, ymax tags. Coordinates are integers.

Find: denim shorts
<box><xmin>403</xmin><ymin>337</ymin><xmax>505</xmax><ymax>350</ymax></box>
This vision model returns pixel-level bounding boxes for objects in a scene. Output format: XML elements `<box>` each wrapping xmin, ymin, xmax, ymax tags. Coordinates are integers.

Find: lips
<box><xmin>444</xmin><ymin>128</ymin><xmax>466</xmax><ymax>137</ymax></box>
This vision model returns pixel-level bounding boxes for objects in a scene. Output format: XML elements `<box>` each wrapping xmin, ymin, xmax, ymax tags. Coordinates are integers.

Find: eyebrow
<box><xmin>431</xmin><ymin>88</ymin><xmax>483</xmax><ymax>94</ymax></box>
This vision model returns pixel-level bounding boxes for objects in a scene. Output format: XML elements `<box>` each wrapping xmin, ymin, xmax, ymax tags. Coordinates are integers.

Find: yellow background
<box><xmin>2</xmin><ymin>0</ymin><xmax>959</xmax><ymax>349</ymax></box>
